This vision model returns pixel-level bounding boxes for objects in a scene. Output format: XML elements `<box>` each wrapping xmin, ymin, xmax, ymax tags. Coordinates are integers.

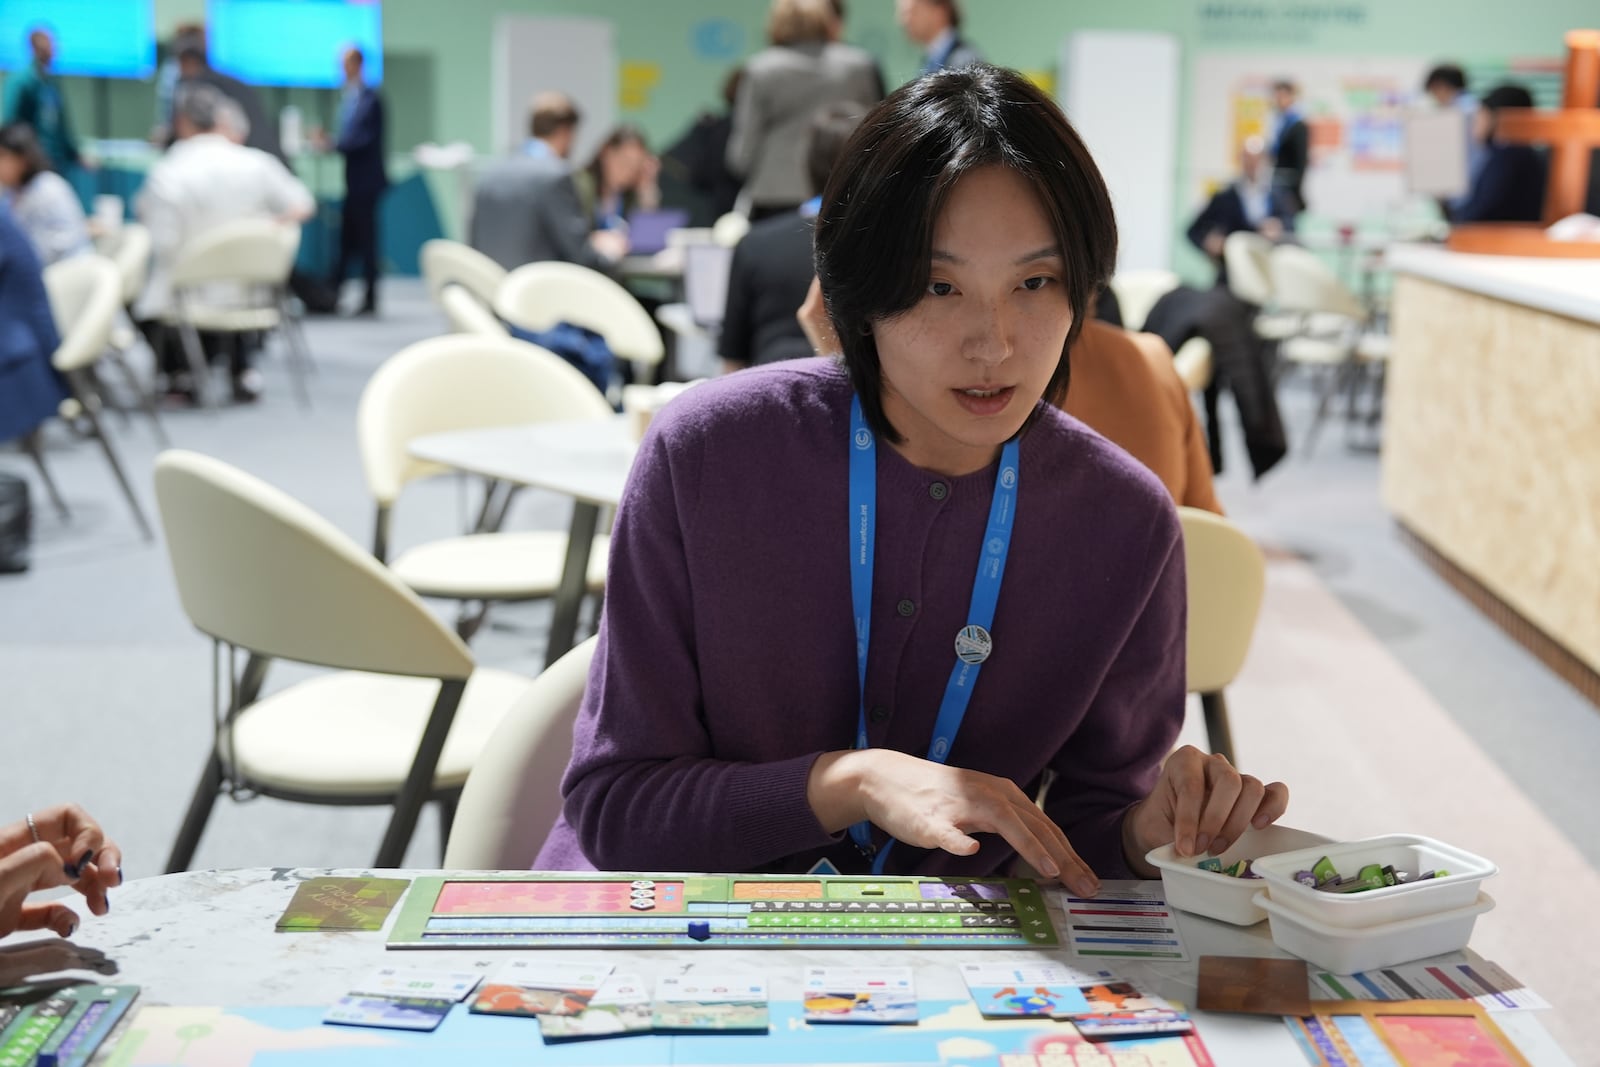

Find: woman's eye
<box><xmin>927</xmin><ymin>281</ymin><xmax>955</xmax><ymax>297</ymax></box>
<box><xmin>1021</xmin><ymin>276</ymin><xmax>1052</xmax><ymax>291</ymax></box>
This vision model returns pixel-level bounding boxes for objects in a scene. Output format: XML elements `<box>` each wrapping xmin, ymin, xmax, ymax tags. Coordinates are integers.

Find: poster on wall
<box><xmin>1189</xmin><ymin>54</ymin><xmax>1428</xmax><ymax>223</ymax></box>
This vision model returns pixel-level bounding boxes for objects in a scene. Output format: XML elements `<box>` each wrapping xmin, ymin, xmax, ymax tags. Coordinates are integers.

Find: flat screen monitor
<box><xmin>207</xmin><ymin>0</ymin><xmax>382</xmax><ymax>89</ymax></box>
<box><xmin>0</xmin><ymin>0</ymin><xmax>155</xmax><ymax>79</ymax></box>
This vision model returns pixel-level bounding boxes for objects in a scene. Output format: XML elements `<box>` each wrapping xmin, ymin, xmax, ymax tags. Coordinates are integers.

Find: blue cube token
<box><xmin>687</xmin><ymin>920</ymin><xmax>711</xmax><ymax>941</ymax></box>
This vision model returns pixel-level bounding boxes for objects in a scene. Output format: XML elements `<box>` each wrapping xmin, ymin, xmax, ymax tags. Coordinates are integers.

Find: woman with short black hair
<box><xmin>0</xmin><ymin>122</ymin><xmax>91</xmax><ymax>265</ymax></box>
<box><xmin>1452</xmin><ymin>83</ymin><xmax>1547</xmax><ymax>224</ymax></box>
<box><xmin>537</xmin><ymin>66</ymin><xmax>1288</xmax><ymax>887</ymax></box>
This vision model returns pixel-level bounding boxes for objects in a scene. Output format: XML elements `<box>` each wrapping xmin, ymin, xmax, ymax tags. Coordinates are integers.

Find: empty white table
<box><xmin>408</xmin><ymin>416</ymin><xmax>637</xmax><ymax>666</ymax></box>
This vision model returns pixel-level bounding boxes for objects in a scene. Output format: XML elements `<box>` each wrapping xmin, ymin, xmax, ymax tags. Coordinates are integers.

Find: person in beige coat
<box><xmin>727</xmin><ymin>0</ymin><xmax>881</xmax><ymax>219</ymax></box>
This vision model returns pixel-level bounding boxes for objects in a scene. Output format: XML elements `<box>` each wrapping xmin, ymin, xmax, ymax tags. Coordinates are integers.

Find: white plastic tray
<box><xmin>1254</xmin><ymin>889</ymin><xmax>1496</xmax><ymax>974</ymax></box>
<box><xmin>1252</xmin><ymin>834</ymin><xmax>1497</xmax><ymax>929</ymax></box>
<box><xmin>1145</xmin><ymin>824</ymin><xmax>1332</xmax><ymax>926</ymax></box>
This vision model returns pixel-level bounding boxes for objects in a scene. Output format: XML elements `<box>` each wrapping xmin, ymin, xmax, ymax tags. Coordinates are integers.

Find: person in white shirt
<box><xmin>0</xmin><ymin>122</ymin><xmax>91</xmax><ymax>265</ymax></box>
<box><xmin>135</xmin><ymin>83</ymin><xmax>313</xmax><ymax>403</ymax></box>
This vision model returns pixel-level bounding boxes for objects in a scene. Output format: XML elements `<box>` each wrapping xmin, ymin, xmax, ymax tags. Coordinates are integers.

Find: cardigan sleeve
<box><xmin>1041</xmin><ymin>499</ymin><xmax>1187</xmax><ymax>878</ymax></box>
<box><xmin>558</xmin><ymin>413</ymin><xmax>842</xmax><ymax>871</ymax></box>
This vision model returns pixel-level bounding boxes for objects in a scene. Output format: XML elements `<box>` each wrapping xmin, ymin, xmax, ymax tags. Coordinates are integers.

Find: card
<box><xmin>960</xmin><ymin>962</ymin><xmax>1092</xmax><ymax>1018</ymax></box>
<box><xmin>803</xmin><ymin>966</ymin><xmax>917</xmax><ymax>1025</ymax></box>
<box><xmin>1074</xmin><ymin>1010</ymin><xmax>1195</xmax><ymax>1041</ymax></box>
<box><xmin>469</xmin><ymin>960</ymin><xmax>613</xmax><ymax>1018</ymax></box>
<box><xmin>538</xmin><ymin>973</ymin><xmax>653</xmax><ymax>1042</ymax></box>
<box><xmin>1196</xmin><ymin>955</ymin><xmax>1312</xmax><ymax>1016</ymax></box>
<box><xmin>276</xmin><ymin>876</ymin><xmax>411</xmax><ymax>931</ymax></box>
<box><xmin>347</xmin><ymin>967</ymin><xmax>482</xmax><ymax>1003</ymax></box>
<box><xmin>1309</xmin><ymin>956</ymin><xmax>1551</xmax><ymax>1013</ymax></box>
<box><xmin>1053</xmin><ymin>887</ymin><xmax>1191</xmax><ymax>961</ymax></box>
<box><xmin>1076</xmin><ymin>977</ymin><xmax>1175</xmax><ymax>1015</ymax></box>
<box><xmin>323</xmin><ymin>995</ymin><xmax>452</xmax><ymax>1032</ymax></box>
<box><xmin>652</xmin><ymin>973</ymin><xmax>769</xmax><ymax>1033</ymax></box>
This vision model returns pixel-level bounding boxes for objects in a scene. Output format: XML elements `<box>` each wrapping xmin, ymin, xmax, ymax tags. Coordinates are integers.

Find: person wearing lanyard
<box><xmin>536</xmin><ymin>65</ymin><xmax>1290</xmax><ymax>891</ymax></box>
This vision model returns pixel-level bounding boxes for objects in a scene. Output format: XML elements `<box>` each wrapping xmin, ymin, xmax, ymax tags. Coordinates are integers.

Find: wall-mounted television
<box><xmin>0</xmin><ymin>0</ymin><xmax>156</xmax><ymax>79</ymax></box>
<box><xmin>207</xmin><ymin>0</ymin><xmax>382</xmax><ymax>88</ymax></box>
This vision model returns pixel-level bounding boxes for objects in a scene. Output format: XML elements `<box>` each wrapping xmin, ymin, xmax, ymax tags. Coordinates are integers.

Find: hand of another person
<box><xmin>797</xmin><ymin>276</ymin><xmax>842</xmax><ymax>356</ymax></box>
<box><xmin>589</xmin><ymin>228</ymin><xmax>630</xmax><ymax>262</ymax></box>
<box><xmin>807</xmin><ymin>749</ymin><xmax>1100</xmax><ymax>896</ymax></box>
<box><xmin>0</xmin><ymin>804</ymin><xmax>122</xmax><ymax>940</ymax></box>
<box><xmin>1259</xmin><ymin>217</ymin><xmax>1284</xmax><ymax>240</ymax></box>
<box><xmin>1120</xmin><ymin>746</ymin><xmax>1289</xmax><ymax>875</ymax></box>
<box><xmin>1203</xmin><ymin>231</ymin><xmax>1226</xmax><ymax>257</ymax></box>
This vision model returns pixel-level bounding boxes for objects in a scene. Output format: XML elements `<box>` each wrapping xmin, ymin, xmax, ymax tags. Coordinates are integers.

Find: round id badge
<box><xmin>954</xmin><ymin>624</ymin><xmax>993</xmax><ymax>665</ymax></box>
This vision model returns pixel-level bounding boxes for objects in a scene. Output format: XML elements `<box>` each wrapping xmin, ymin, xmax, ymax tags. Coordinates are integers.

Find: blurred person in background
<box><xmin>2</xmin><ymin>29</ymin><xmax>82</xmax><ymax>184</ymax></box>
<box><xmin>0</xmin><ymin>122</ymin><xmax>91</xmax><ymax>265</ymax></box>
<box><xmin>1450</xmin><ymin>83</ymin><xmax>1546</xmax><ymax>224</ymax></box>
<box><xmin>152</xmin><ymin>21</ymin><xmax>205</xmax><ymax>143</ymax></box>
<box><xmin>576</xmin><ymin>126</ymin><xmax>660</xmax><ymax>233</ymax></box>
<box><xmin>663</xmin><ymin>67</ymin><xmax>744</xmax><ymax>225</ymax></box>
<box><xmin>0</xmin><ymin>200</ymin><xmax>68</xmax><ymax>456</ymax></box>
<box><xmin>173</xmin><ymin>33</ymin><xmax>283</xmax><ymax>161</ymax></box>
<box><xmin>896</xmin><ymin>0</ymin><xmax>981</xmax><ymax>74</ymax></box>
<box><xmin>1186</xmin><ymin>137</ymin><xmax>1295</xmax><ymax>287</ymax></box>
<box><xmin>727</xmin><ymin>0</ymin><xmax>881</xmax><ymax>219</ymax></box>
<box><xmin>1268</xmin><ymin>79</ymin><xmax>1308</xmax><ymax>214</ymax></box>
<box><xmin>329</xmin><ymin>46</ymin><xmax>387</xmax><ymax>316</ymax></box>
<box><xmin>469</xmin><ymin>92</ymin><xmax>628</xmax><ymax>272</ymax></box>
<box><xmin>721</xmin><ymin>102</ymin><xmax>862</xmax><ymax>372</ymax></box>
<box><xmin>136</xmin><ymin>84</ymin><xmax>313</xmax><ymax>403</ymax></box>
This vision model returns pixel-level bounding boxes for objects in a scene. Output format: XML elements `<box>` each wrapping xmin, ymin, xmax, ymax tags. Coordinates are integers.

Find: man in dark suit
<box><xmin>1451</xmin><ymin>84</ymin><xmax>1546</xmax><ymax>224</ymax></box>
<box><xmin>468</xmin><ymin>92</ymin><xmax>627</xmax><ymax>272</ymax></box>
<box><xmin>331</xmin><ymin>47</ymin><xmax>386</xmax><ymax>315</ymax></box>
<box><xmin>173</xmin><ymin>35</ymin><xmax>283</xmax><ymax>161</ymax></box>
<box><xmin>1269</xmin><ymin>79</ymin><xmax>1309</xmax><ymax>214</ymax></box>
<box><xmin>1187</xmin><ymin>137</ymin><xmax>1295</xmax><ymax>285</ymax></box>
<box><xmin>719</xmin><ymin>102</ymin><xmax>861</xmax><ymax>372</ymax></box>
<box><xmin>897</xmin><ymin>0</ymin><xmax>982</xmax><ymax>74</ymax></box>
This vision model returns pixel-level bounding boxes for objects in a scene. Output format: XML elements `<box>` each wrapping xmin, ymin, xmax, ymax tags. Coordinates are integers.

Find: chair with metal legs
<box><xmin>96</xmin><ymin>222</ymin><xmax>169</xmax><ymax>445</ymax></box>
<box><xmin>42</xmin><ymin>255</ymin><xmax>154</xmax><ymax>540</ymax></box>
<box><xmin>1179</xmin><ymin>507</ymin><xmax>1267</xmax><ymax>766</ymax></box>
<box><xmin>153</xmin><ymin>450</ymin><xmax>536</xmax><ymax>872</ymax></box>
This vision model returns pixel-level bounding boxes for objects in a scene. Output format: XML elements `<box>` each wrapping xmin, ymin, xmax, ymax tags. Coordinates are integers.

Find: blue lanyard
<box><xmin>846</xmin><ymin>395</ymin><xmax>1020</xmax><ymax>873</ymax></box>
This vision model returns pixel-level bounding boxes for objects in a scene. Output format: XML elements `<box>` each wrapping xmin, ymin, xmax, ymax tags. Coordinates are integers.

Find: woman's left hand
<box><xmin>1121</xmin><ymin>746</ymin><xmax>1289</xmax><ymax>875</ymax></box>
<box><xmin>0</xmin><ymin>804</ymin><xmax>122</xmax><ymax>940</ymax></box>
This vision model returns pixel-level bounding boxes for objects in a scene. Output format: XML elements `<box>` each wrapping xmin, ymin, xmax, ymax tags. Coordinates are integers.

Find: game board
<box><xmin>388</xmin><ymin>874</ymin><xmax>1060</xmax><ymax>949</ymax></box>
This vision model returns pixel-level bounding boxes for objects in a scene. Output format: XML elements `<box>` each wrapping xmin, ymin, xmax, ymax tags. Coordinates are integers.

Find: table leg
<box><xmin>546</xmin><ymin>501</ymin><xmax>600</xmax><ymax>668</ymax></box>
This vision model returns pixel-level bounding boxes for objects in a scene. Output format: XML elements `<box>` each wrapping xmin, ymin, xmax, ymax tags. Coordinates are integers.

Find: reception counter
<box><xmin>1383</xmin><ymin>244</ymin><xmax>1600</xmax><ymax>700</ymax></box>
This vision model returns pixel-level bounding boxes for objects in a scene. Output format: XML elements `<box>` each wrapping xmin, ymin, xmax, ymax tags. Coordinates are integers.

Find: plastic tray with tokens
<box><xmin>0</xmin><ymin>984</ymin><xmax>140</xmax><ymax>1067</ymax></box>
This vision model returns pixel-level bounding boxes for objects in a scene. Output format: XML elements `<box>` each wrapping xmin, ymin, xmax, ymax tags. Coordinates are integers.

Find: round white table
<box><xmin>4</xmin><ymin>869</ymin><xmax>1573</xmax><ymax>1066</ymax></box>
<box><xmin>408</xmin><ymin>417</ymin><xmax>637</xmax><ymax>666</ymax></box>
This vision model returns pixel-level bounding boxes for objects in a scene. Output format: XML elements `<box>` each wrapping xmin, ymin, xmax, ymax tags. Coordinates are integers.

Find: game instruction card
<box><xmin>346</xmin><ymin>967</ymin><xmax>482</xmax><ymax>1003</ymax></box>
<box><xmin>469</xmin><ymin>960</ymin><xmax>613</xmax><ymax>1018</ymax></box>
<box><xmin>802</xmin><ymin>966</ymin><xmax>918</xmax><ymax>1025</ymax></box>
<box><xmin>276</xmin><ymin>876</ymin><xmax>411</xmax><ymax>931</ymax></box>
<box><xmin>652</xmin><ymin>973</ymin><xmax>770</xmax><ymax>1033</ymax></box>
<box><xmin>1309</xmin><ymin>955</ymin><xmax>1550</xmax><ymax>1013</ymax></box>
<box><xmin>324</xmin><ymin>997</ymin><xmax>452</xmax><ymax>1032</ymax></box>
<box><xmin>960</xmin><ymin>962</ymin><xmax>1093</xmax><ymax>1018</ymax></box>
<box><xmin>538</xmin><ymin>973</ymin><xmax>653</xmax><ymax>1041</ymax></box>
<box><xmin>1051</xmin><ymin>884</ymin><xmax>1191</xmax><ymax>961</ymax></box>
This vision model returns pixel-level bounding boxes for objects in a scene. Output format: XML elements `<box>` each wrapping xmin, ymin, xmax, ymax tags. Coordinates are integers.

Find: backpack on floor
<box><xmin>0</xmin><ymin>472</ymin><xmax>32</xmax><ymax>574</ymax></box>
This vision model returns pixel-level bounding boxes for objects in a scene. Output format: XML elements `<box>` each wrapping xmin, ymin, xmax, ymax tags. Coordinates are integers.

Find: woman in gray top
<box><xmin>727</xmin><ymin>0</ymin><xmax>882</xmax><ymax>218</ymax></box>
<box><xmin>0</xmin><ymin>123</ymin><xmax>92</xmax><ymax>265</ymax></box>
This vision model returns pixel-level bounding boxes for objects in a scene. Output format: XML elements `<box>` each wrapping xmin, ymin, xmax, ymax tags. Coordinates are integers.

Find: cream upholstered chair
<box><xmin>420</xmin><ymin>238</ymin><xmax>507</xmax><ymax>309</ymax></box>
<box><xmin>1180</xmin><ymin>507</ymin><xmax>1266</xmax><ymax>766</ymax></box>
<box><xmin>439</xmin><ymin>282</ymin><xmax>509</xmax><ymax>338</ymax></box>
<box><xmin>357</xmin><ymin>335</ymin><xmax>612</xmax><ymax>639</ymax></box>
<box><xmin>496</xmin><ymin>261</ymin><xmax>666</xmax><ymax>368</ymax></box>
<box><xmin>41</xmin><ymin>254</ymin><xmax>154</xmax><ymax>539</ymax></box>
<box><xmin>443</xmin><ymin>636</ymin><xmax>597</xmax><ymax>868</ymax></box>
<box><xmin>87</xmin><ymin>224</ymin><xmax>171</xmax><ymax>446</ymax></box>
<box><xmin>166</xmin><ymin>218</ymin><xmax>311</xmax><ymax>409</ymax></box>
<box><xmin>1269</xmin><ymin>244</ymin><xmax>1388</xmax><ymax>453</ymax></box>
<box><xmin>153</xmin><ymin>450</ymin><xmax>535</xmax><ymax>872</ymax></box>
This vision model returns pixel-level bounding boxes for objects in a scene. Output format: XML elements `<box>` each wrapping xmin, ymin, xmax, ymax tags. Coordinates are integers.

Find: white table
<box><xmin>5</xmin><ymin>869</ymin><xmax>1570</xmax><ymax>1066</ymax></box>
<box><xmin>408</xmin><ymin>417</ymin><xmax>638</xmax><ymax>666</ymax></box>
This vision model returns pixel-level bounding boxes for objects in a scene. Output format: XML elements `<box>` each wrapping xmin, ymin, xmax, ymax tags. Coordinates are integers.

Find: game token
<box><xmin>688</xmin><ymin>921</ymin><xmax>712</xmax><ymax>941</ymax></box>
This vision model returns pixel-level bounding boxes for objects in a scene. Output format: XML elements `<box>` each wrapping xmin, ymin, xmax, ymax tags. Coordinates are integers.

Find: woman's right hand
<box><xmin>0</xmin><ymin>804</ymin><xmax>122</xmax><ymax>940</ymax></box>
<box><xmin>807</xmin><ymin>749</ymin><xmax>1100</xmax><ymax>896</ymax></box>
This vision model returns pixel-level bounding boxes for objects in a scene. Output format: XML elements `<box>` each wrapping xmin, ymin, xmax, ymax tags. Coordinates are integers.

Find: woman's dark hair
<box><xmin>813</xmin><ymin>64</ymin><xmax>1117</xmax><ymax>443</ymax></box>
<box><xmin>1424</xmin><ymin>64</ymin><xmax>1467</xmax><ymax>93</ymax></box>
<box><xmin>0</xmin><ymin>122</ymin><xmax>51</xmax><ymax>186</ymax></box>
<box><xmin>586</xmin><ymin>125</ymin><xmax>648</xmax><ymax>195</ymax></box>
<box><xmin>1481</xmin><ymin>84</ymin><xmax>1534</xmax><ymax>112</ymax></box>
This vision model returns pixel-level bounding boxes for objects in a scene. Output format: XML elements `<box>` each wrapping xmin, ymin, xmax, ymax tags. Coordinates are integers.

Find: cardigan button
<box><xmin>869</xmin><ymin>705</ymin><xmax>890</xmax><ymax>724</ymax></box>
<box><xmin>896</xmin><ymin>599</ymin><xmax>916</xmax><ymax>617</ymax></box>
<box><xmin>929</xmin><ymin>481</ymin><xmax>949</xmax><ymax>500</ymax></box>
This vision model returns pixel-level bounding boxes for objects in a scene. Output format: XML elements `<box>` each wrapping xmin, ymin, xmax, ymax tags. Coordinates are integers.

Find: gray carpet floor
<box><xmin>1</xmin><ymin>277</ymin><xmax>1595</xmax><ymax>881</ymax></box>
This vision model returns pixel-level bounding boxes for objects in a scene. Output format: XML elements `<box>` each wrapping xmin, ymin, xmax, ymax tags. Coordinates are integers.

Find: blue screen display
<box><xmin>207</xmin><ymin>0</ymin><xmax>382</xmax><ymax>88</ymax></box>
<box><xmin>0</xmin><ymin>0</ymin><xmax>156</xmax><ymax>78</ymax></box>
